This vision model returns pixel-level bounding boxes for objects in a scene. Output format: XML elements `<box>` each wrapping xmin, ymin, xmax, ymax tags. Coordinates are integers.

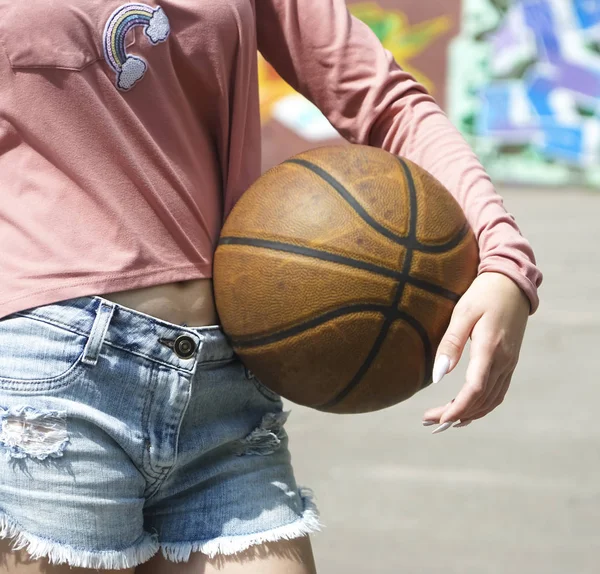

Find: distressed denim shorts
<box><xmin>0</xmin><ymin>295</ymin><xmax>320</xmax><ymax>570</ymax></box>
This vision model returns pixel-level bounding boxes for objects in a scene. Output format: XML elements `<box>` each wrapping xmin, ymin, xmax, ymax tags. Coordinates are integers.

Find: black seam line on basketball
<box><xmin>285</xmin><ymin>158</ymin><xmax>410</xmax><ymax>246</ymax></box>
<box><xmin>284</xmin><ymin>158</ymin><xmax>470</xmax><ymax>253</ymax></box>
<box><xmin>219</xmin><ymin>236</ymin><xmax>400</xmax><ymax>278</ymax></box>
<box><xmin>317</xmin><ymin>310</ymin><xmax>434</xmax><ymax>409</ymax></box>
<box><xmin>318</xmin><ymin>318</ymin><xmax>394</xmax><ymax>410</ymax></box>
<box><xmin>396</xmin><ymin>310</ymin><xmax>433</xmax><ymax>389</ymax></box>
<box><xmin>397</xmin><ymin>157</ymin><xmax>419</xmax><ymax>248</ymax></box>
<box><xmin>230</xmin><ymin>304</ymin><xmax>390</xmax><ymax>349</ymax></box>
<box><xmin>319</xmin><ymin>157</ymin><xmax>421</xmax><ymax>409</ymax></box>
<box><xmin>414</xmin><ymin>223</ymin><xmax>470</xmax><ymax>253</ymax></box>
<box><xmin>396</xmin><ymin>157</ymin><xmax>434</xmax><ymax>389</ymax></box>
<box><xmin>405</xmin><ymin>277</ymin><xmax>460</xmax><ymax>302</ymax></box>
<box><xmin>218</xmin><ymin>236</ymin><xmax>461</xmax><ymax>302</ymax></box>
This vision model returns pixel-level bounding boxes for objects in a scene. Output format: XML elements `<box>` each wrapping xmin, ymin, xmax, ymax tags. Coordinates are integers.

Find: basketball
<box><xmin>213</xmin><ymin>144</ymin><xmax>479</xmax><ymax>414</ymax></box>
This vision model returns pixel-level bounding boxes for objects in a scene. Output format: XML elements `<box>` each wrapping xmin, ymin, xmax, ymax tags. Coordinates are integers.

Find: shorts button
<box><xmin>173</xmin><ymin>335</ymin><xmax>196</xmax><ymax>359</ymax></box>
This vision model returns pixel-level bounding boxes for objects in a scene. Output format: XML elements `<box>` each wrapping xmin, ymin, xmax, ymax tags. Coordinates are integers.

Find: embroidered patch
<box><xmin>103</xmin><ymin>3</ymin><xmax>170</xmax><ymax>91</ymax></box>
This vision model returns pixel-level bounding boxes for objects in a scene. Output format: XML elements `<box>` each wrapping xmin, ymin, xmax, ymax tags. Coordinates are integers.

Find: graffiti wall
<box><xmin>448</xmin><ymin>0</ymin><xmax>600</xmax><ymax>186</ymax></box>
<box><xmin>260</xmin><ymin>1</ymin><xmax>460</xmax><ymax>172</ymax></box>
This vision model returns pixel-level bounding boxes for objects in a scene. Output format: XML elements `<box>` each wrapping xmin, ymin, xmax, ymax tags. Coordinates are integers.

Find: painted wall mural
<box><xmin>449</xmin><ymin>0</ymin><xmax>600</xmax><ymax>186</ymax></box>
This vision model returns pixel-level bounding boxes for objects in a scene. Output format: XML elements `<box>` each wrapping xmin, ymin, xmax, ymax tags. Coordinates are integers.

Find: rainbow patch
<box><xmin>103</xmin><ymin>3</ymin><xmax>170</xmax><ymax>91</ymax></box>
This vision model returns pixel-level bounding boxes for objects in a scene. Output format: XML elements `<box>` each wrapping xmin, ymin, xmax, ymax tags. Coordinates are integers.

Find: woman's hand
<box><xmin>422</xmin><ymin>272</ymin><xmax>530</xmax><ymax>433</ymax></box>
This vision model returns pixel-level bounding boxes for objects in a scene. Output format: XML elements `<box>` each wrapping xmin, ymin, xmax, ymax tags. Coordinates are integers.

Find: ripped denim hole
<box><xmin>236</xmin><ymin>411</ymin><xmax>290</xmax><ymax>456</ymax></box>
<box><xmin>0</xmin><ymin>405</ymin><xmax>70</xmax><ymax>461</ymax></box>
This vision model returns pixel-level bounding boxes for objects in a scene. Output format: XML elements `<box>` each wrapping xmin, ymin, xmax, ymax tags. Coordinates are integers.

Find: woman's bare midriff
<box><xmin>101</xmin><ymin>278</ymin><xmax>219</xmax><ymax>327</ymax></box>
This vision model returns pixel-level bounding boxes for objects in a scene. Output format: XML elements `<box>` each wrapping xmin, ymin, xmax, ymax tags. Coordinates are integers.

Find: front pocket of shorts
<box><xmin>243</xmin><ymin>366</ymin><xmax>282</xmax><ymax>403</ymax></box>
<box><xmin>0</xmin><ymin>314</ymin><xmax>87</xmax><ymax>390</ymax></box>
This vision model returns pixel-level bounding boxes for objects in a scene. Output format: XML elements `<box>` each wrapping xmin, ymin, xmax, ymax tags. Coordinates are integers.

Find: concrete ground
<box><xmin>283</xmin><ymin>188</ymin><xmax>600</xmax><ymax>574</ymax></box>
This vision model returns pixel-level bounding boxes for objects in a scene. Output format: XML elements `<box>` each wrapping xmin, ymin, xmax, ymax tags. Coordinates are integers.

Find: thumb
<box><xmin>432</xmin><ymin>303</ymin><xmax>479</xmax><ymax>384</ymax></box>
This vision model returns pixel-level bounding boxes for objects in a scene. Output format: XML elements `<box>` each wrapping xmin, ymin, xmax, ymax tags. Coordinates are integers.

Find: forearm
<box><xmin>368</xmin><ymin>88</ymin><xmax>542</xmax><ymax>313</ymax></box>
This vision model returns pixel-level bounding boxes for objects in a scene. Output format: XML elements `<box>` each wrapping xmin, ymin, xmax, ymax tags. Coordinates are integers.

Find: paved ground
<box><xmin>283</xmin><ymin>188</ymin><xmax>600</xmax><ymax>574</ymax></box>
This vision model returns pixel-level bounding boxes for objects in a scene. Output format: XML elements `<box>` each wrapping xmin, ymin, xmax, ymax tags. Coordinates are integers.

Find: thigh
<box><xmin>135</xmin><ymin>536</ymin><xmax>317</xmax><ymax>574</ymax></box>
<box><xmin>0</xmin><ymin>538</ymin><xmax>136</xmax><ymax>574</ymax></box>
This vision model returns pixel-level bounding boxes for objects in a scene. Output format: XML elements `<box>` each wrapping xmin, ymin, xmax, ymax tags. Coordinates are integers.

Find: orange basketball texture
<box><xmin>213</xmin><ymin>145</ymin><xmax>479</xmax><ymax>414</ymax></box>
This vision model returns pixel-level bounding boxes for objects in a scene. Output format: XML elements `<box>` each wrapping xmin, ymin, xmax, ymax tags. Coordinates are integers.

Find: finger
<box><xmin>438</xmin><ymin>350</ymin><xmax>492</xmax><ymax>424</ymax></box>
<box><xmin>464</xmin><ymin>363</ymin><xmax>514</xmax><ymax>421</ymax></box>
<box><xmin>472</xmin><ymin>372</ymin><xmax>511</xmax><ymax>419</ymax></box>
<box><xmin>454</xmin><ymin>359</ymin><xmax>507</xmax><ymax>422</ymax></box>
<box><xmin>464</xmin><ymin>369</ymin><xmax>514</xmax><ymax>421</ymax></box>
<box><xmin>422</xmin><ymin>400</ymin><xmax>454</xmax><ymax>425</ymax></box>
<box><xmin>452</xmin><ymin>419</ymin><xmax>473</xmax><ymax>428</ymax></box>
<box><xmin>432</xmin><ymin>301</ymin><xmax>483</xmax><ymax>385</ymax></box>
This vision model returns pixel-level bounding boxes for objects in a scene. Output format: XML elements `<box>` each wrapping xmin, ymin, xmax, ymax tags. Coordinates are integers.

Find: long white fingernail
<box><xmin>432</xmin><ymin>421</ymin><xmax>454</xmax><ymax>434</ymax></box>
<box><xmin>432</xmin><ymin>355</ymin><xmax>451</xmax><ymax>384</ymax></box>
<box><xmin>422</xmin><ymin>420</ymin><xmax>437</xmax><ymax>427</ymax></box>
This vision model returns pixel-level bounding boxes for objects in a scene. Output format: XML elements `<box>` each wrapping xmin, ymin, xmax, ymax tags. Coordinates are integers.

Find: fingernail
<box><xmin>432</xmin><ymin>421</ymin><xmax>454</xmax><ymax>434</ymax></box>
<box><xmin>432</xmin><ymin>355</ymin><xmax>451</xmax><ymax>384</ymax></box>
<box><xmin>422</xmin><ymin>420</ymin><xmax>437</xmax><ymax>427</ymax></box>
<box><xmin>453</xmin><ymin>420</ymin><xmax>472</xmax><ymax>428</ymax></box>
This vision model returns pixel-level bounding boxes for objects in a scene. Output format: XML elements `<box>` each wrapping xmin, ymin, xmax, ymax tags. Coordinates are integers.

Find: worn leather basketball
<box><xmin>213</xmin><ymin>144</ymin><xmax>479</xmax><ymax>414</ymax></box>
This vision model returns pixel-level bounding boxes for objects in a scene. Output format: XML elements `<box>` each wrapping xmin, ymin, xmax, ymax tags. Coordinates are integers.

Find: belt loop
<box><xmin>82</xmin><ymin>300</ymin><xmax>115</xmax><ymax>366</ymax></box>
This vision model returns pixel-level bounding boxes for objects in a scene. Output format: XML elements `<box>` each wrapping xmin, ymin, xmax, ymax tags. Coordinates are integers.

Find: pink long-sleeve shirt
<box><xmin>0</xmin><ymin>0</ymin><xmax>542</xmax><ymax>320</ymax></box>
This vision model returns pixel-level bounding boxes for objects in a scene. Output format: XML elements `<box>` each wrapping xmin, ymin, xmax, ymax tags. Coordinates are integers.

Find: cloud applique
<box><xmin>117</xmin><ymin>56</ymin><xmax>147</xmax><ymax>91</ymax></box>
<box><xmin>145</xmin><ymin>8</ymin><xmax>170</xmax><ymax>44</ymax></box>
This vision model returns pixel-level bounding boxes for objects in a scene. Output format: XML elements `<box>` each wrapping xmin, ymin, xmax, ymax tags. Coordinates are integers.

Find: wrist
<box><xmin>478</xmin><ymin>270</ymin><xmax>531</xmax><ymax>312</ymax></box>
<box><xmin>477</xmin><ymin>257</ymin><xmax>540</xmax><ymax>314</ymax></box>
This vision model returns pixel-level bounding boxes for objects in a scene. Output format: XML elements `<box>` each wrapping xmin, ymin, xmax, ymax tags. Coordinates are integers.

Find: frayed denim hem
<box><xmin>160</xmin><ymin>487</ymin><xmax>322</xmax><ymax>562</ymax></box>
<box><xmin>0</xmin><ymin>511</ymin><xmax>160</xmax><ymax>569</ymax></box>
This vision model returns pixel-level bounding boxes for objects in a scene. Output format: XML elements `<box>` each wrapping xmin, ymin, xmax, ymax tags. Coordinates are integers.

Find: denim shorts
<box><xmin>0</xmin><ymin>295</ymin><xmax>320</xmax><ymax>570</ymax></box>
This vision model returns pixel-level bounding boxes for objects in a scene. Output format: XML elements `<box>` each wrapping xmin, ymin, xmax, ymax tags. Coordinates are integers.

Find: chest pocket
<box><xmin>0</xmin><ymin>0</ymin><xmax>136</xmax><ymax>71</ymax></box>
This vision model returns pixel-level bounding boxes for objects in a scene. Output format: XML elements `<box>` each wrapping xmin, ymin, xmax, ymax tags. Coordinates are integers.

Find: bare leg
<box><xmin>135</xmin><ymin>536</ymin><xmax>317</xmax><ymax>574</ymax></box>
<box><xmin>0</xmin><ymin>538</ymin><xmax>136</xmax><ymax>574</ymax></box>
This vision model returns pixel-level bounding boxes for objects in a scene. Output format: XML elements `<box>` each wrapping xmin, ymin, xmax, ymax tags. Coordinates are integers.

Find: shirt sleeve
<box><xmin>256</xmin><ymin>0</ymin><xmax>543</xmax><ymax>313</ymax></box>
